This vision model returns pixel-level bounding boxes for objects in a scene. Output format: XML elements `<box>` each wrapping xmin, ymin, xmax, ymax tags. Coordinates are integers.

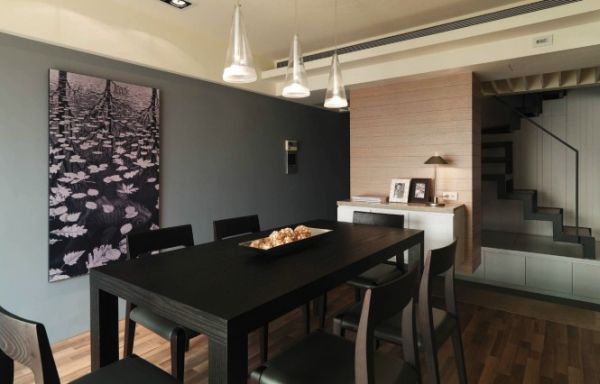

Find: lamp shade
<box><xmin>424</xmin><ymin>155</ymin><xmax>448</xmax><ymax>165</ymax></box>
<box><xmin>222</xmin><ymin>3</ymin><xmax>257</xmax><ymax>84</ymax></box>
<box><xmin>324</xmin><ymin>52</ymin><xmax>348</xmax><ymax>109</ymax></box>
<box><xmin>282</xmin><ymin>34</ymin><xmax>310</xmax><ymax>98</ymax></box>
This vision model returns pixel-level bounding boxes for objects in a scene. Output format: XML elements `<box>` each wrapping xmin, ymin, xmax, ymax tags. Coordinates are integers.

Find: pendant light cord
<box><xmin>294</xmin><ymin>0</ymin><xmax>298</xmax><ymax>34</ymax></box>
<box><xmin>333</xmin><ymin>0</ymin><xmax>338</xmax><ymax>50</ymax></box>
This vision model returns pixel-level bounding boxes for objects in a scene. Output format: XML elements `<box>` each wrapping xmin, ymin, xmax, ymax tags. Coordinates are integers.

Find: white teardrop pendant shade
<box><xmin>324</xmin><ymin>52</ymin><xmax>348</xmax><ymax>109</ymax></box>
<box><xmin>282</xmin><ymin>34</ymin><xmax>310</xmax><ymax>98</ymax></box>
<box><xmin>223</xmin><ymin>3</ymin><xmax>257</xmax><ymax>84</ymax></box>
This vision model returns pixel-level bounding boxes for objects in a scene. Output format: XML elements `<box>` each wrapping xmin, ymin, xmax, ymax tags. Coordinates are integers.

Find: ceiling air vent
<box><xmin>275</xmin><ymin>0</ymin><xmax>582</xmax><ymax>69</ymax></box>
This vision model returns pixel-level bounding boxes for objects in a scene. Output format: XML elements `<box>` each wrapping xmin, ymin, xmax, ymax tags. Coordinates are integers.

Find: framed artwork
<box><xmin>388</xmin><ymin>178</ymin><xmax>411</xmax><ymax>203</ymax></box>
<box><xmin>408</xmin><ymin>178</ymin><xmax>431</xmax><ymax>203</ymax></box>
<box><xmin>48</xmin><ymin>69</ymin><xmax>160</xmax><ymax>282</ymax></box>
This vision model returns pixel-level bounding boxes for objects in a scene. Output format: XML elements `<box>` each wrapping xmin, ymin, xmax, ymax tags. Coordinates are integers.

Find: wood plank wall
<box><xmin>350</xmin><ymin>72</ymin><xmax>481</xmax><ymax>272</ymax></box>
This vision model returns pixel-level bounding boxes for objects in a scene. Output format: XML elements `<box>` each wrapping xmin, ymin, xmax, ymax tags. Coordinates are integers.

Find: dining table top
<box><xmin>91</xmin><ymin>219</ymin><xmax>424</xmax><ymax>324</ymax></box>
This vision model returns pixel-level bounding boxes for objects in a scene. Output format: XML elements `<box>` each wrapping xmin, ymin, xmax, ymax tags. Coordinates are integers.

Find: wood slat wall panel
<box><xmin>350</xmin><ymin>72</ymin><xmax>481</xmax><ymax>272</ymax></box>
<box><xmin>352</xmin><ymin>87</ymin><xmax>472</xmax><ymax>109</ymax></box>
<box><xmin>352</xmin><ymin>120</ymin><xmax>473</xmax><ymax>137</ymax></box>
<box><xmin>351</xmin><ymin>109</ymin><xmax>473</xmax><ymax>125</ymax></box>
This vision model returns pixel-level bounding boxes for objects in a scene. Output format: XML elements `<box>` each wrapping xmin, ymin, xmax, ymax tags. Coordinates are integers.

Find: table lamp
<box><xmin>424</xmin><ymin>155</ymin><xmax>448</xmax><ymax>207</ymax></box>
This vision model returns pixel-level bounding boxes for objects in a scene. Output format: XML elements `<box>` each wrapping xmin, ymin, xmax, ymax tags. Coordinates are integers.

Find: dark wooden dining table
<box><xmin>89</xmin><ymin>219</ymin><xmax>424</xmax><ymax>384</ymax></box>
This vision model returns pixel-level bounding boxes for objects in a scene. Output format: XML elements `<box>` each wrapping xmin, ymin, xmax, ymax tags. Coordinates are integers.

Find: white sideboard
<box><xmin>337</xmin><ymin>200</ymin><xmax>466</xmax><ymax>264</ymax></box>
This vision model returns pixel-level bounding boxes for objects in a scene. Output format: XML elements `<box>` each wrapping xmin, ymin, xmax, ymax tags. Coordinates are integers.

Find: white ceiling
<box><xmin>121</xmin><ymin>0</ymin><xmax>533</xmax><ymax>63</ymax></box>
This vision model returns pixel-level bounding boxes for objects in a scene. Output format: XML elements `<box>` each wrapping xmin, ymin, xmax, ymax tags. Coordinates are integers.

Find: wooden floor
<box><xmin>13</xmin><ymin>283</ymin><xmax>600</xmax><ymax>384</ymax></box>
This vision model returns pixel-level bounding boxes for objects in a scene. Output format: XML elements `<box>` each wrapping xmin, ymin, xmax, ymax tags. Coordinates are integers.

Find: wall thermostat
<box><xmin>285</xmin><ymin>140</ymin><xmax>298</xmax><ymax>174</ymax></box>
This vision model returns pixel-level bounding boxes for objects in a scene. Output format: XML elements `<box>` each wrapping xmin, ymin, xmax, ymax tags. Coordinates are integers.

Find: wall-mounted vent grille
<box><xmin>275</xmin><ymin>0</ymin><xmax>582</xmax><ymax>68</ymax></box>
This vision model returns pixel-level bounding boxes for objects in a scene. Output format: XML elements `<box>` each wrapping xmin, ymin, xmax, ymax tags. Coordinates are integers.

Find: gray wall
<box><xmin>0</xmin><ymin>33</ymin><xmax>349</xmax><ymax>342</ymax></box>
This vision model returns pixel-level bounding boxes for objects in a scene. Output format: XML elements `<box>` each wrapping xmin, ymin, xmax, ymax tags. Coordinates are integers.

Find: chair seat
<box><xmin>130</xmin><ymin>306</ymin><xmax>199</xmax><ymax>341</ymax></box>
<box><xmin>347</xmin><ymin>263</ymin><xmax>405</xmax><ymax>289</ymax></box>
<box><xmin>336</xmin><ymin>303</ymin><xmax>457</xmax><ymax>347</ymax></box>
<box><xmin>250</xmin><ymin>331</ymin><xmax>418</xmax><ymax>384</ymax></box>
<box><xmin>72</xmin><ymin>355</ymin><xmax>179</xmax><ymax>383</ymax></box>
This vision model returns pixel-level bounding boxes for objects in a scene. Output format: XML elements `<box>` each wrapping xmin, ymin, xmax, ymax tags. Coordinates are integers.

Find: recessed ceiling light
<box><xmin>160</xmin><ymin>0</ymin><xmax>191</xmax><ymax>9</ymax></box>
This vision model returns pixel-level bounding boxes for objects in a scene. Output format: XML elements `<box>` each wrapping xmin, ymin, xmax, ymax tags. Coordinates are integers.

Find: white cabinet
<box><xmin>484</xmin><ymin>249</ymin><xmax>526</xmax><ymax>286</ymax></box>
<box><xmin>526</xmin><ymin>256</ymin><xmax>572</xmax><ymax>295</ymax></box>
<box><xmin>337</xmin><ymin>201</ymin><xmax>466</xmax><ymax>261</ymax></box>
<box><xmin>573</xmin><ymin>263</ymin><xmax>600</xmax><ymax>300</ymax></box>
<box><xmin>459</xmin><ymin>246</ymin><xmax>600</xmax><ymax>305</ymax></box>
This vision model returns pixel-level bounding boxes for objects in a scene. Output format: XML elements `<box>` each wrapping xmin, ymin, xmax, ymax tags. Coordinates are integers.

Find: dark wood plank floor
<box><xmin>14</xmin><ymin>284</ymin><xmax>600</xmax><ymax>383</ymax></box>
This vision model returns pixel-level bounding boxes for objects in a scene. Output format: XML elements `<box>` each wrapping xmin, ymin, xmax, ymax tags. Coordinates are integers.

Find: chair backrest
<box><xmin>0</xmin><ymin>306</ymin><xmax>60</xmax><ymax>384</ymax></box>
<box><xmin>420</xmin><ymin>239</ymin><xmax>458</xmax><ymax>317</ymax></box>
<box><xmin>213</xmin><ymin>215</ymin><xmax>260</xmax><ymax>241</ymax></box>
<box><xmin>355</xmin><ymin>267</ymin><xmax>420</xmax><ymax>384</ymax></box>
<box><xmin>352</xmin><ymin>211</ymin><xmax>404</xmax><ymax>229</ymax></box>
<box><xmin>127</xmin><ymin>224</ymin><xmax>194</xmax><ymax>260</ymax></box>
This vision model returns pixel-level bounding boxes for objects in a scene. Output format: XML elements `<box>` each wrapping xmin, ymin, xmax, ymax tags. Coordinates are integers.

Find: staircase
<box><xmin>482</xmin><ymin>94</ymin><xmax>596</xmax><ymax>259</ymax></box>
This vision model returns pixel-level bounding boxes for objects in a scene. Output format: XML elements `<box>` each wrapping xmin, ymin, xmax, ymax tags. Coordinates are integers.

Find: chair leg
<box><xmin>170</xmin><ymin>328</ymin><xmax>186</xmax><ymax>382</ymax></box>
<box><xmin>452</xmin><ymin>327</ymin><xmax>468</xmax><ymax>384</ymax></box>
<box><xmin>259</xmin><ymin>324</ymin><xmax>269</xmax><ymax>364</ymax></box>
<box><xmin>302</xmin><ymin>303</ymin><xmax>311</xmax><ymax>335</ymax></box>
<box><xmin>318</xmin><ymin>293</ymin><xmax>327</xmax><ymax>329</ymax></box>
<box><xmin>420</xmin><ymin>319</ymin><xmax>441</xmax><ymax>384</ymax></box>
<box><xmin>332</xmin><ymin>317</ymin><xmax>342</xmax><ymax>336</ymax></box>
<box><xmin>312</xmin><ymin>294</ymin><xmax>328</xmax><ymax>329</ymax></box>
<box><xmin>123</xmin><ymin>311</ymin><xmax>136</xmax><ymax>357</ymax></box>
<box><xmin>354</xmin><ymin>287</ymin><xmax>362</xmax><ymax>303</ymax></box>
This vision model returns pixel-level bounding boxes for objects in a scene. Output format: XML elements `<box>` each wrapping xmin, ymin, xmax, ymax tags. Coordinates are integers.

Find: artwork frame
<box><xmin>408</xmin><ymin>178</ymin><xmax>432</xmax><ymax>204</ymax></box>
<box><xmin>388</xmin><ymin>178</ymin><xmax>411</xmax><ymax>203</ymax></box>
<box><xmin>48</xmin><ymin>69</ymin><xmax>160</xmax><ymax>282</ymax></box>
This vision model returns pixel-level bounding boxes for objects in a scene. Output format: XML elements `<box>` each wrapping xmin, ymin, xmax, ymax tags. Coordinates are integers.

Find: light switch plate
<box><xmin>442</xmin><ymin>191</ymin><xmax>458</xmax><ymax>201</ymax></box>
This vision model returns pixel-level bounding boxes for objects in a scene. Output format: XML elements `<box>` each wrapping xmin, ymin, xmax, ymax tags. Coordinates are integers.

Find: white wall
<box><xmin>483</xmin><ymin>87</ymin><xmax>600</xmax><ymax>239</ymax></box>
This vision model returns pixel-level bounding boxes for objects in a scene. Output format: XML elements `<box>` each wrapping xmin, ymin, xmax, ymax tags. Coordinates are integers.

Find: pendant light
<box><xmin>324</xmin><ymin>0</ymin><xmax>348</xmax><ymax>109</ymax></box>
<box><xmin>223</xmin><ymin>1</ymin><xmax>257</xmax><ymax>83</ymax></box>
<box><xmin>282</xmin><ymin>0</ymin><xmax>310</xmax><ymax>98</ymax></box>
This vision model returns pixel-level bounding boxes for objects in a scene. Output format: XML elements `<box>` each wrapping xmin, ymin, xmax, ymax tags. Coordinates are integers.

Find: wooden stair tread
<box><xmin>563</xmin><ymin>226</ymin><xmax>593</xmax><ymax>237</ymax></box>
<box><xmin>483</xmin><ymin>173</ymin><xmax>513</xmax><ymax>180</ymax></box>
<box><xmin>482</xmin><ymin>141</ymin><xmax>512</xmax><ymax>149</ymax></box>
<box><xmin>482</xmin><ymin>156</ymin><xmax>511</xmax><ymax>163</ymax></box>
<box><xmin>510</xmin><ymin>189</ymin><xmax>536</xmax><ymax>194</ymax></box>
<box><xmin>482</xmin><ymin>125</ymin><xmax>512</xmax><ymax>134</ymax></box>
<box><xmin>536</xmin><ymin>207</ymin><xmax>562</xmax><ymax>215</ymax></box>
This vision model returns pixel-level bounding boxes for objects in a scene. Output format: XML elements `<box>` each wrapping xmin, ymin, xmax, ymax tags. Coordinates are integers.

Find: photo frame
<box><xmin>408</xmin><ymin>178</ymin><xmax>431</xmax><ymax>203</ymax></box>
<box><xmin>388</xmin><ymin>178</ymin><xmax>411</xmax><ymax>203</ymax></box>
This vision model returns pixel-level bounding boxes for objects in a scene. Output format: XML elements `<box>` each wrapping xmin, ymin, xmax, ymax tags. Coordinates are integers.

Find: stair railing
<box><xmin>492</xmin><ymin>95</ymin><xmax>580</xmax><ymax>237</ymax></box>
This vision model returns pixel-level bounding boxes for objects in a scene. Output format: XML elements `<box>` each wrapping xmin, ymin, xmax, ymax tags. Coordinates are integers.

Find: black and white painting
<box><xmin>48</xmin><ymin>69</ymin><xmax>160</xmax><ymax>282</ymax></box>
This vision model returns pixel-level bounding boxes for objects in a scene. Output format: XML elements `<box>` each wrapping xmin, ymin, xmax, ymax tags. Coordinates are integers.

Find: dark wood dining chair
<box><xmin>213</xmin><ymin>214</ymin><xmax>312</xmax><ymax>363</ymax></box>
<box><xmin>213</xmin><ymin>214</ymin><xmax>261</xmax><ymax>241</ymax></box>
<box><xmin>334</xmin><ymin>240</ymin><xmax>466</xmax><ymax>384</ymax></box>
<box><xmin>124</xmin><ymin>224</ymin><xmax>196</xmax><ymax>382</ymax></box>
<box><xmin>416</xmin><ymin>240</ymin><xmax>466</xmax><ymax>384</ymax></box>
<box><xmin>0</xmin><ymin>306</ymin><xmax>179</xmax><ymax>384</ymax></box>
<box><xmin>348</xmin><ymin>212</ymin><xmax>407</xmax><ymax>301</ymax></box>
<box><xmin>249</xmin><ymin>266</ymin><xmax>421</xmax><ymax>384</ymax></box>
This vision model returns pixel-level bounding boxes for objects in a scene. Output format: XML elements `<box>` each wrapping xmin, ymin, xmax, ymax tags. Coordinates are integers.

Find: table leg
<box><xmin>407</xmin><ymin>234</ymin><xmax>425</xmax><ymax>274</ymax></box>
<box><xmin>90</xmin><ymin>282</ymin><xmax>119</xmax><ymax>371</ymax></box>
<box><xmin>209</xmin><ymin>330</ymin><xmax>248</xmax><ymax>384</ymax></box>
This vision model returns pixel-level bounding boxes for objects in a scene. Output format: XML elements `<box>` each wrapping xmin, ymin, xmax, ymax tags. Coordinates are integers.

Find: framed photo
<box><xmin>409</xmin><ymin>179</ymin><xmax>431</xmax><ymax>203</ymax></box>
<box><xmin>389</xmin><ymin>178</ymin><xmax>411</xmax><ymax>203</ymax></box>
